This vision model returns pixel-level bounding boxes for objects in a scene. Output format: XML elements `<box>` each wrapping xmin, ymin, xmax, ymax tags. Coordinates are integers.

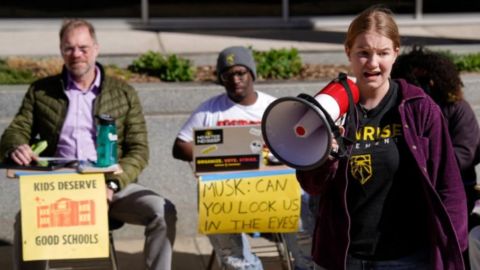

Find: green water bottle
<box><xmin>96</xmin><ymin>114</ymin><xmax>118</xmax><ymax>167</ymax></box>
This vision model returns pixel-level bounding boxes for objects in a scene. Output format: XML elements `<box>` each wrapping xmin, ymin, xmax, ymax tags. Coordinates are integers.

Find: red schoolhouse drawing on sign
<box><xmin>37</xmin><ymin>198</ymin><xmax>96</xmax><ymax>228</ymax></box>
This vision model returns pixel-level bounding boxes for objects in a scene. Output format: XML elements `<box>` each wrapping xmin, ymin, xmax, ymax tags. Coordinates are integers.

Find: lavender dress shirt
<box><xmin>55</xmin><ymin>67</ymin><xmax>101</xmax><ymax>161</ymax></box>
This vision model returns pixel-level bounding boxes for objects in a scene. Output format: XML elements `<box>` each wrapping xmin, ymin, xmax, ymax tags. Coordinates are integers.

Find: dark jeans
<box><xmin>314</xmin><ymin>249</ymin><xmax>430</xmax><ymax>270</ymax></box>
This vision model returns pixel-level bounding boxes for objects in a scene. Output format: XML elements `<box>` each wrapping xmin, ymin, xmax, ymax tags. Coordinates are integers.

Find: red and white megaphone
<box><xmin>261</xmin><ymin>73</ymin><xmax>359</xmax><ymax>170</ymax></box>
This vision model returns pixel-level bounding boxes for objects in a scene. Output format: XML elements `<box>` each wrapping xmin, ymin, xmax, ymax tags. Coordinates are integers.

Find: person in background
<box><xmin>392</xmin><ymin>46</ymin><xmax>480</xmax><ymax>226</ymax></box>
<box><xmin>296</xmin><ymin>6</ymin><xmax>467</xmax><ymax>269</ymax></box>
<box><xmin>0</xmin><ymin>19</ymin><xmax>177</xmax><ymax>270</ymax></box>
<box><xmin>391</xmin><ymin>46</ymin><xmax>480</xmax><ymax>269</ymax></box>
<box><xmin>172</xmin><ymin>46</ymin><xmax>314</xmax><ymax>270</ymax></box>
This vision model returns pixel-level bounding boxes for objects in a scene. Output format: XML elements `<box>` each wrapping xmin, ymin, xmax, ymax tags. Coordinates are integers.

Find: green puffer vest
<box><xmin>0</xmin><ymin>64</ymin><xmax>149</xmax><ymax>188</ymax></box>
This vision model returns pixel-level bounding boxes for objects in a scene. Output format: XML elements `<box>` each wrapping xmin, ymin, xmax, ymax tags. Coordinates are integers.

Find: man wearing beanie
<box><xmin>172</xmin><ymin>46</ymin><xmax>315</xmax><ymax>270</ymax></box>
<box><xmin>172</xmin><ymin>46</ymin><xmax>273</xmax><ymax>269</ymax></box>
<box><xmin>173</xmin><ymin>46</ymin><xmax>272</xmax><ymax>160</ymax></box>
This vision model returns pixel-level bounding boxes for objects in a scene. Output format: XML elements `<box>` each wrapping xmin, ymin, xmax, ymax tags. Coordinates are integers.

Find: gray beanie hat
<box><xmin>216</xmin><ymin>46</ymin><xmax>257</xmax><ymax>83</ymax></box>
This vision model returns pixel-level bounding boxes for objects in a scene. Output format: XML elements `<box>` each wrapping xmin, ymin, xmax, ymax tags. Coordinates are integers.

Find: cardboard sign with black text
<box><xmin>19</xmin><ymin>172</ymin><xmax>109</xmax><ymax>261</ymax></box>
<box><xmin>198</xmin><ymin>168</ymin><xmax>301</xmax><ymax>234</ymax></box>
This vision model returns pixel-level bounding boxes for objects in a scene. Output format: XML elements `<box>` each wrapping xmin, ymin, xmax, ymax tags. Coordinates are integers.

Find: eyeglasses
<box><xmin>61</xmin><ymin>45</ymin><xmax>93</xmax><ymax>55</ymax></box>
<box><xmin>220</xmin><ymin>70</ymin><xmax>249</xmax><ymax>82</ymax></box>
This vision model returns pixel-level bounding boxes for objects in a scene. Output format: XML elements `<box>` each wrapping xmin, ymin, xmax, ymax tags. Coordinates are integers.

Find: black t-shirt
<box><xmin>347</xmin><ymin>81</ymin><xmax>429</xmax><ymax>260</ymax></box>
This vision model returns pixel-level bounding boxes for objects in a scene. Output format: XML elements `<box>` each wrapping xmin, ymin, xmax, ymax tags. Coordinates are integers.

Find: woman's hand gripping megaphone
<box><xmin>329</xmin><ymin>125</ymin><xmax>346</xmax><ymax>160</ymax></box>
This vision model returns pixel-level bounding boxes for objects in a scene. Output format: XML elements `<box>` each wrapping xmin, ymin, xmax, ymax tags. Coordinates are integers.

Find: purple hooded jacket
<box><xmin>296</xmin><ymin>79</ymin><xmax>467</xmax><ymax>270</ymax></box>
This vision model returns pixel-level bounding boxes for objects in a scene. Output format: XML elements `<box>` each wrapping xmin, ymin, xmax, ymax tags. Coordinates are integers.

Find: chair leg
<box><xmin>206</xmin><ymin>249</ymin><xmax>216</xmax><ymax>270</ymax></box>
<box><xmin>274</xmin><ymin>233</ymin><xmax>294</xmax><ymax>270</ymax></box>
<box><xmin>109</xmin><ymin>231</ymin><xmax>119</xmax><ymax>270</ymax></box>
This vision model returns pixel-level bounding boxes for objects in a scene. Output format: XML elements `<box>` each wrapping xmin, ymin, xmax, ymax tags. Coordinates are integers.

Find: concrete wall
<box><xmin>1</xmin><ymin>77</ymin><xmax>480</xmax><ymax>243</ymax></box>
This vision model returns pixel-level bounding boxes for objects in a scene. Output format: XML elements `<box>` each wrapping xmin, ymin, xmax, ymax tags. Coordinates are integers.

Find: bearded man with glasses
<box><xmin>0</xmin><ymin>19</ymin><xmax>177</xmax><ymax>270</ymax></box>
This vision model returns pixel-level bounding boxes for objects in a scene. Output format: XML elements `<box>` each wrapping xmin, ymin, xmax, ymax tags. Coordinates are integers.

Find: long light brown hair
<box><xmin>345</xmin><ymin>5</ymin><xmax>401</xmax><ymax>51</ymax></box>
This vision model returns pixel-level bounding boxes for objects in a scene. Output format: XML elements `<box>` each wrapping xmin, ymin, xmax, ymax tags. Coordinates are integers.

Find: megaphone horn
<box><xmin>262</xmin><ymin>73</ymin><xmax>359</xmax><ymax>170</ymax></box>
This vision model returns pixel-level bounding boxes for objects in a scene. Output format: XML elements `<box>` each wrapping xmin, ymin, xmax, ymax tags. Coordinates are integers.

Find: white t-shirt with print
<box><xmin>177</xmin><ymin>91</ymin><xmax>276</xmax><ymax>142</ymax></box>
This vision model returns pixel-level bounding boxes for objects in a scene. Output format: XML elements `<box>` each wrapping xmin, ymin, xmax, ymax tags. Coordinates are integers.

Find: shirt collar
<box><xmin>66</xmin><ymin>65</ymin><xmax>101</xmax><ymax>93</ymax></box>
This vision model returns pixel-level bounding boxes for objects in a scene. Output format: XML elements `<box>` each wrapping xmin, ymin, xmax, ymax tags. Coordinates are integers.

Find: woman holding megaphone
<box><xmin>296</xmin><ymin>5</ymin><xmax>467</xmax><ymax>270</ymax></box>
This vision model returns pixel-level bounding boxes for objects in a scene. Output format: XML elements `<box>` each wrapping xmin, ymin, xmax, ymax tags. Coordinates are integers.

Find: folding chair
<box><xmin>206</xmin><ymin>233</ymin><xmax>294</xmax><ymax>270</ymax></box>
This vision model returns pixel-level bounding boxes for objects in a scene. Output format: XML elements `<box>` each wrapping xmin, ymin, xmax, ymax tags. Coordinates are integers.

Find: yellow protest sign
<box><xmin>198</xmin><ymin>168</ymin><xmax>301</xmax><ymax>234</ymax></box>
<box><xmin>19</xmin><ymin>172</ymin><xmax>109</xmax><ymax>261</ymax></box>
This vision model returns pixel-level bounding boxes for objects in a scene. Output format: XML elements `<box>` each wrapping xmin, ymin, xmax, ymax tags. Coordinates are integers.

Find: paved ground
<box><xmin>1</xmin><ymin>16</ymin><xmax>480</xmax><ymax>63</ymax></box>
<box><xmin>0</xmin><ymin>234</ymin><xmax>295</xmax><ymax>270</ymax></box>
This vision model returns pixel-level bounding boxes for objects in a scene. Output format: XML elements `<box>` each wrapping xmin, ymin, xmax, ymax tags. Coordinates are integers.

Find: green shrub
<box><xmin>253</xmin><ymin>48</ymin><xmax>302</xmax><ymax>80</ymax></box>
<box><xmin>0</xmin><ymin>60</ymin><xmax>36</xmax><ymax>84</ymax></box>
<box><xmin>437</xmin><ymin>50</ymin><xmax>480</xmax><ymax>72</ymax></box>
<box><xmin>129</xmin><ymin>51</ymin><xmax>195</xmax><ymax>82</ymax></box>
<box><xmin>454</xmin><ymin>53</ymin><xmax>480</xmax><ymax>72</ymax></box>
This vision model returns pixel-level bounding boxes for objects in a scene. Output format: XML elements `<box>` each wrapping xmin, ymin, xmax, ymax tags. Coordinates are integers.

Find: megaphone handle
<box><xmin>330</xmin><ymin>72</ymin><xmax>357</xmax><ymax>159</ymax></box>
<box><xmin>332</xmin><ymin>134</ymin><xmax>353</xmax><ymax>159</ymax></box>
<box><xmin>337</xmin><ymin>72</ymin><xmax>357</xmax><ymax>145</ymax></box>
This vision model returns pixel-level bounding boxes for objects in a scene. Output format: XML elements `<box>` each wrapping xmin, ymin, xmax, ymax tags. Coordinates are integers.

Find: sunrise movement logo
<box><xmin>350</xmin><ymin>154</ymin><xmax>372</xmax><ymax>185</ymax></box>
<box><xmin>226</xmin><ymin>53</ymin><xmax>235</xmax><ymax>65</ymax></box>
